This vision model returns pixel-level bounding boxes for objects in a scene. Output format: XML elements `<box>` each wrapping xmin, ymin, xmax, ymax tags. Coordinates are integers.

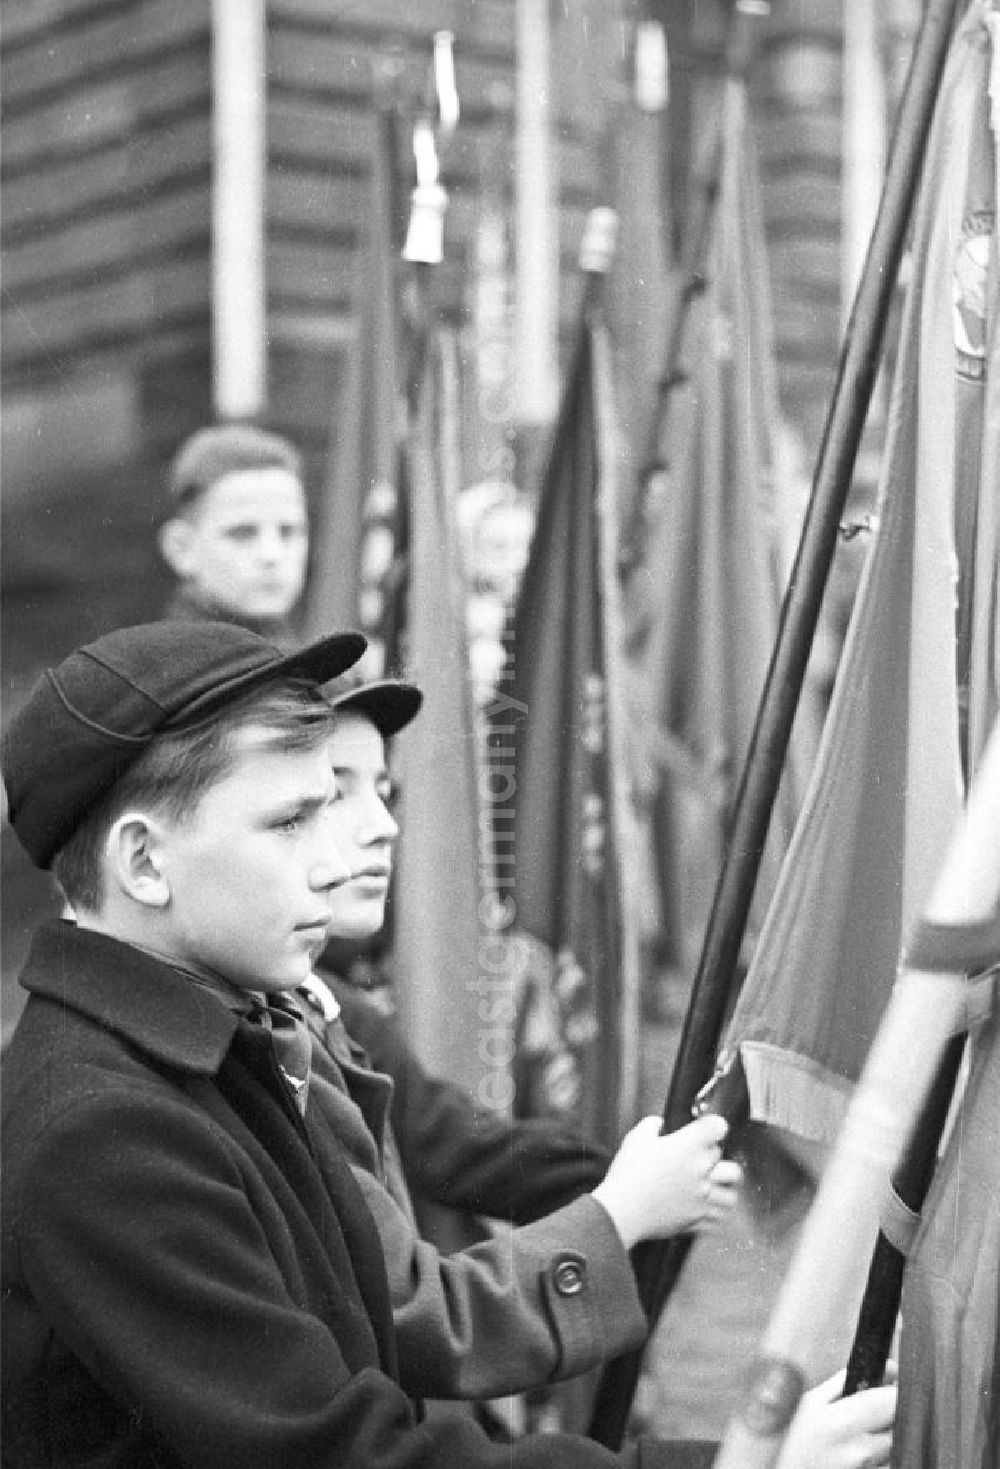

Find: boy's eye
<box><xmin>225</xmin><ymin>525</ymin><xmax>257</xmax><ymax>543</ymax></box>
<box><xmin>274</xmin><ymin>814</ymin><xmax>301</xmax><ymax>833</ymax></box>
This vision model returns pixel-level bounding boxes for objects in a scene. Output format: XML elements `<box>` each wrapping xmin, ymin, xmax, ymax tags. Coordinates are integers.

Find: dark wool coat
<box><xmin>329</xmin><ymin>975</ymin><xmax>613</xmax><ymax>1222</ymax></box>
<box><xmin>2</xmin><ymin>922</ymin><xmax>714</xmax><ymax>1469</ymax></box>
<box><xmin>301</xmin><ymin>982</ymin><xmax>647</xmax><ymax>1400</ymax></box>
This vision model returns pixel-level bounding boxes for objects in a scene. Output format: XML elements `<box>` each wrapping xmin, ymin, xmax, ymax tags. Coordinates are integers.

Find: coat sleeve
<box><xmin>352</xmin><ymin>1166</ymin><xmax>647</xmax><ymax>1398</ymax></box>
<box><xmin>335</xmin><ymin>984</ymin><xmax>613</xmax><ymax>1221</ymax></box>
<box><xmin>13</xmin><ymin>1090</ymin><xmax>712</xmax><ymax>1469</ymax></box>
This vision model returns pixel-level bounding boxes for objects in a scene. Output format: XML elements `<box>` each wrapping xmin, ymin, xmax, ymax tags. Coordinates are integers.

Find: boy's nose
<box><xmin>363</xmin><ymin>804</ymin><xmax>399</xmax><ymax>845</ymax></box>
<box><xmin>311</xmin><ymin>840</ymin><xmax>352</xmax><ymax>889</ymax></box>
<box><xmin>256</xmin><ymin>531</ymin><xmax>282</xmax><ymax>562</ymax></box>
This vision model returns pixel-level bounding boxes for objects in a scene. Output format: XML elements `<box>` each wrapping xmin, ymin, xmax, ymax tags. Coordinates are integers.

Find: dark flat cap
<box><xmin>166</xmin><ymin>424</ymin><xmax>302</xmax><ymax>511</ymax></box>
<box><xmin>2</xmin><ymin>620</ymin><xmax>366</xmax><ymax>869</ymax></box>
<box><xmin>323</xmin><ymin>674</ymin><xmax>423</xmax><ymax>738</ymax></box>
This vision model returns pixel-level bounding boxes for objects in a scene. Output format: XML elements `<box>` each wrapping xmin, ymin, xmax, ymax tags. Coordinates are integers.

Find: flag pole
<box><xmin>714</xmin><ymin>714</ymin><xmax>1000</xmax><ymax>1469</ymax></box>
<box><xmin>584</xmin><ymin>207</ymin><xmax>648</xmax><ymax>1130</ymax></box>
<box><xmin>840</xmin><ymin>1030</ymin><xmax>966</xmax><ymax>1393</ymax></box>
<box><xmin>587</xmin><ymin>0</ymin><xmax>960</xmax><ymax>1446</ymax></box>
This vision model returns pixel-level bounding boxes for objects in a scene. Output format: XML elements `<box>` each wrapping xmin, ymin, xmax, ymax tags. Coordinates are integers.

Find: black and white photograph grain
<box><xmin>2</xmin><ymin>2</ymin><xmax>998</xmax><ymax>1465</ymax></box>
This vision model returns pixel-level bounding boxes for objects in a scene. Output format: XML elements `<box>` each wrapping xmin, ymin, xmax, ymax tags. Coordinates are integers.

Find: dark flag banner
<box><xmin>303</xmin><ymin>102</ymin><xmax>406</xmax><ymax>670</ymax></box>
<box><xmin>487</xmin><ymin>240</ymin><xmax>636</xmax><ymax>1147</ymax></box>
<box><xmin>719</xmin><ymin>7</ymin><xmax>1000</xmax><ymax>1145</ymax></box>
<box><xmin>392</xmin><ymin>327</ymin><xmax>488</xmax><ymax>1102</ymax></box>
<box><xmin>631</xmin><ymin>76</ymin><xmax>813</xmax><ymax>985</ymax></box>
<box><xmin>305</xmin><ymin>93</ymin><xmax>486</xmax><ymax>1101</ymax></box>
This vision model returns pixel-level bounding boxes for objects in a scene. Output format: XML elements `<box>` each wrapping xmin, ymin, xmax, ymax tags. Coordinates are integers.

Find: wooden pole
<box><xmin>211</xmin><ymin>0</ymin><xmax>266</xmax><ymax>420</ymax></box>
<box><xmin>841</xmin><ymin>1031</ymin><xmax>966</xmax><ymax>1393</ymax></box>
<box><xmin>587</xmin><ymin>0</ymin><xmax>960</xmax><ymax>1445</ymax></box>
<box><xmin>515</xmin><ymin>0</ymin><xmax>559</xmax><ymax>427</ymax></box>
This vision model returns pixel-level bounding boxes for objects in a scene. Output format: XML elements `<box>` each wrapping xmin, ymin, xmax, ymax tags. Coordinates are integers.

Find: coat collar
<box><xmin>20</xmin><ymin>920</ymin><xmax>241</xmax><ymax>1075</ymax></box>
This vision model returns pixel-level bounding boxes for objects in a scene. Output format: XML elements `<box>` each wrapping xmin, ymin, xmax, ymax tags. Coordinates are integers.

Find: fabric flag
<box><xmin>629</xmin><ymin>76</ymin><xmax>811</xmax><ymax>984</ymax></box>
<box><xmin>485</xmin><ymin>253</ymin><xmax>635</xmax><ymax>1148</ymax></box>
<box><xmin>891</xmin><ymin>7</ymin><xmax>1000</xmax><ymax>1464</ymax></box>
<box><xmin>607</xmin><ymin>40</ymin><xmax>672</xmax><ymax>540</ymax></box>
<box><xmin>303</xmin><ymin>104</ymin><xmax>406</xmax><ymax>671</ymax></box>
<box><xmin>604</xmin><ymin>38</ymin><xmax>678</xmax><ymax>986</ymax></box>
<box><xmin>721</xmin><ymin>4</ymin><xmax>997</xmax><ymax>1146</ymax></box>
<box><xmin>391</xmin><ymin>326</ymin><xmax>490</xmax><ymax>1104</ymax></box>
<box><xmin>894</xmin><ymin>901</ymin><xmax>1000</xmax><ymax>1468</ymax></box>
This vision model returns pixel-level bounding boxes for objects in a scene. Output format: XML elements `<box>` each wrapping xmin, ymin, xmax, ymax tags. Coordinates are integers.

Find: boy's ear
<box><xmin>107</xmin><ymin>812</ymin><xmax>172</xmax><ymax>908</ymax></box>
<box><xmin>158</xmin><ymin>517</ymin><xmax>196</xmax><ymax>577</ymax></box>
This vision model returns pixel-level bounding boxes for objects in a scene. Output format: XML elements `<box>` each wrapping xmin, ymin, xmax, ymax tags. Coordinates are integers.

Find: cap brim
<box><xmin>170</xmin><ymin>631</ymin><xmax>367</xmax><ymax>727</ymax></box>
<box><xmin>324</xmin><ymin>678</ymin><xmax>423</xmax><ymax>738</ymax></box>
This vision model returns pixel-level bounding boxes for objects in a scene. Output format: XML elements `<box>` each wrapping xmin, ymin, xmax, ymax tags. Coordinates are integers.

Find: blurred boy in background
<box><xmin>159</xmin><ymin>424</ymin><xmax>309</xmax><ymax>643</ymax></box>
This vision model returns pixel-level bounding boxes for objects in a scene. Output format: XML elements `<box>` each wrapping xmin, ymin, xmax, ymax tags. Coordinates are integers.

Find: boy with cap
<box><xmin>303</xmin><ymin>678</ymin><xmax>742</xmax><ymax>1403</ymax></box>
<box><xmin>158</xmin><ymin>424</ymin><xmax>309</xmax><ymax>642</ymax></box>
<box><xmin>158</xmin><ymin>425</ymin><xmax>624</xmax><ymax>1242</ymax></box>
<box><xmin>1</xmin><ymin>621</ymin><xmax>896</xmax><ymax>1468</ymax></box>
<box><xmin>154</xmin><ymin>445</ymin><xmax>742</xmax><ymax>1408</ymax></box>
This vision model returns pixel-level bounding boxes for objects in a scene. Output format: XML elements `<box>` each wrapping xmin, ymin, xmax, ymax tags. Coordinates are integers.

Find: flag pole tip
<box><xmin>580</xmin><ymin>208</ymin><xmax>618</xmax><ymax>274</ymax></box>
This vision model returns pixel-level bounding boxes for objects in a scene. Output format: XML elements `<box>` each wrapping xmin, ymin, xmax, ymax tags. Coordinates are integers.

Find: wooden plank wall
<box><xmin>2</xmin><ymin>0</ymin><xmax>215</xmax><ymax>687</ymax></box>
<box><xmin>1</xmin><ymin>1</ymin><xmax>218</xmax><ymax>1008</ymax></box>
<box><xmin>753</xmin><ymin>1</ymin><xmax>844</xmax><ymax>456</ymax></box>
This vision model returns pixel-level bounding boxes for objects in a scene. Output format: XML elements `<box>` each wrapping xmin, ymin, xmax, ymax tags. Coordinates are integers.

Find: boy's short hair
<box><xmin>166</xmin><ymin>425</ymin><xmax>303</xmax><ymax>516</ymax></box>
<box><xmin>2</xmin><ymin>620</ymin><xmax>365</xmax><ymax>871</ymax></box>
<box><xmin>53</xmin><ymin>681</ymin><xmax>333</xmax><ymax>912</ymax></box>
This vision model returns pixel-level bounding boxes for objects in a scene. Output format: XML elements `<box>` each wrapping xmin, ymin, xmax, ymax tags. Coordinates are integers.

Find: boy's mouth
<box><xmin>295</xmin><ymin>917</ymin><xmax>333</xmax><ymax>935</ymax></box>
<box><xmin>351</xmin><ymin>864</ymin><xmax>391</xmax><ymax>881</ymax></box>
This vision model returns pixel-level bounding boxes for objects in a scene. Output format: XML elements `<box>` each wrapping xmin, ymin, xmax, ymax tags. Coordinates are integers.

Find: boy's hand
<box><xmin>776</xmin><ymin>1368</ymin><xmax>897</xmax><ymax>1469</ymax></box>
<box><xmin>591</xmin><ymin>1113</ymin><xmax>741</xmax><ymax>1250</ymax></box>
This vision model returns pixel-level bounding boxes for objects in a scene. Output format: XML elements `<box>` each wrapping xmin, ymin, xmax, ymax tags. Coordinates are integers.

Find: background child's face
<box><xmin>324</xmin><ymin>712</ymin><xmax>398</xmax><ymax>940</ymax></box>
<box><xmin>155</xmin><ymin>725</ymin><xmax>348</xmax><ymax>991</ymax></box>
<box><xmin>169</xmin><ymin>468</ymin><xmax>309</xmax><ymax>623</ymax></box>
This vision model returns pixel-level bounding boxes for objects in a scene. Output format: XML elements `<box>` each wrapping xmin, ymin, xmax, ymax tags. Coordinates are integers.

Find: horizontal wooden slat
<box><xmin>754</xmin><ymin>110</ymin><xmax>841</xmax><ymax>160</ymax></box>
<box><xmin>757</xmin><ymin>174</ymin><xmax>839</xmax><ymax>223</ymax></box>
<box><xmin>774</xmin><ymin>303</ymin><xmax>842</xmax><ymax>356</ymax></box>
<box><xmin>2</xmin><ymin>0</ymin><xmax>209</xmax><ymax>108</ymax></box>
<box><xmin>3</xmin><ymin>47</ymin><xmax>210</xmax><ymax>171</ymax></box>
<box><xmin>269</xmin><ymin>339</ymin><xmax>345</xmax><ymax>438</ymax></box>
<box><xmin>265</xmin><ymin>209</ymin><xmax>594</xmax><ymax>317</ymax></box>
<box><xmin>4</xmin><ymin>115</ymin><xmax>211</xmax><ymax>240</ymax></box>
<box><xmin>268</xmin><ymin>28</ymin><xmax>514</xmax><ymax>109</ymax></box>
<box><xmin>766</xmin><ymin>237</ymin><xmax>841</xmax><ymax>292</ymax></box>
<box><xmin>758</xmin><ymin>46</ymin><xmax>843</xmax><ymax>109</ymax></box>
<box><xmin>267</xmin><ymin>164</ymin><xmax>592</xmax><ymax>247</ymax></box>
<box><xmin>759</xmin><ymin>7</ymin><xmax>844</xmax><ymax>45</ymax></box>
<box><xmin>1</xmin><ymin>0</ymin><xmax>123</xmax><ymax>49</ymax></box>
<box><xmin>267</xmin><ymin>97</ymin><xmax>600</xmax><ymax>200</ymax></box>
<box><xmin>1</xmin><ymin>327</ymin><xmax>211</xmax><ymax>402</ymax></box>
<box><xmin>2</xmin><ymin>255</ymin><xmax>210</xmax><ymax>365</ymax></box>
<box><xmin>4</xmin><ymin>185</ymin><xmax>210</xmax><ymax>294</ymax></box>
<box><xmin>270</xmin><ymin>0</ymin><xmax>515</xmax><ymax>56</ymax></box>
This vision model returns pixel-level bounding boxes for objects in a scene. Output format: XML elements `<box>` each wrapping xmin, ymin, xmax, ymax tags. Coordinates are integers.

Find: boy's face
<box><xmin>168</xmin><ymin>468</ymin><xmax>309</xmax><ymax>624</ymax></box>
<box><xmin>324</xmin><ymin>711</ymin><xmax>398</xmax><ymax>940</ymax></box>
<box><xmin>156</xmin><ymin>725</ymin><xmax>348</xmax><ymax>991</ymax></box>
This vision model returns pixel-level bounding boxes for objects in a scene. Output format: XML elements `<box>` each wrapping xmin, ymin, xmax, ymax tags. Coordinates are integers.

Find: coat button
<box><xmin>553</xmin><ymin>1258</ymin><xmax>586</xmax><ymax>1296</ymax></box>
